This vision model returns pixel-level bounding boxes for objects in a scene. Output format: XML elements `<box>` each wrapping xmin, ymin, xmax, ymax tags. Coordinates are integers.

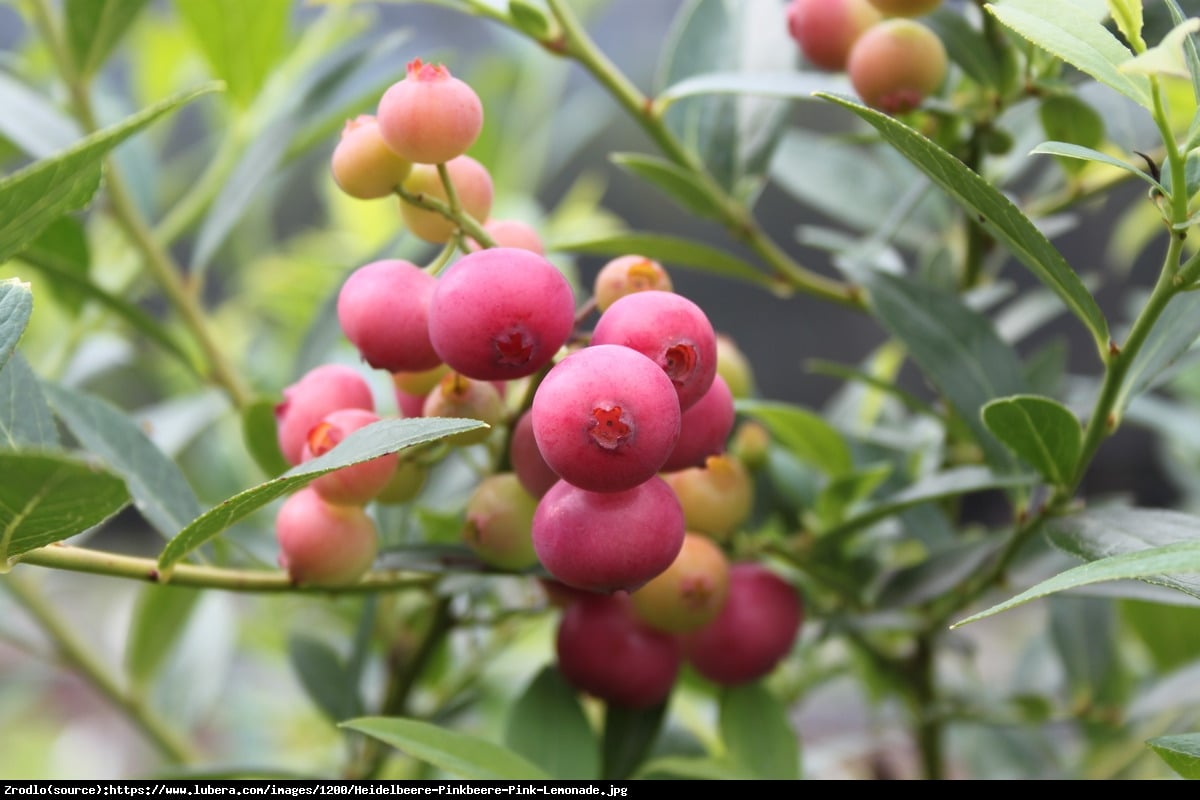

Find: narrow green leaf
<box><xmin>1106</xmin><ymin>0</ymin><xmax>1144</xmax><ymax>51</ymax></box>
<box><xmin>656</xmin><ymin>70</ymin><xmax>851</xmax><ymax>108</ymax></box>
<box><xmin>602</xmin><ymin>702</ymin><xmax>666</xmax><ymax>780</ymax></box>
<box><xmin>1120</xmin><ymin>18</ymin><xmax>1200</xmax><ymax>79</ymax></box>
<box><xmin>0</xmin><ymin>84</ymin><xmax>220</xmax><ymax>266</ymax></box>
<box><xmin>0</xmin><ymin>352</ymin><xmax>60</xmax><ymax>450</ymax></box>
<box><xmin>288</xmin><ymin>635</ymin><xmax>363</xmax><ymax>723</ymax></box>
<box><xmin>735</xmin><ymin>399</ymin><xmax>853</xmax><ymax>477</ymax></box>
<box><xmin>1164</xmin><ymin>0</ymin><xmax>1200</xmax><ymax>103</ymax></box>
<box><xmin>719</xmin><ymin>683</ymin><xmax>800</xmax><ymax>780</ymax></box>
<box><xmin>818</xmin><ymin>92</ymin><xmax>1109</xmax><ymax>353</ymax></box>
<box><xmin>863</xmin><ymin>271</ymin><xmax>1027</xmax><ymax>471</ymax></box>
<box><xmin>157</xmin><ymin>417</ymin><xmax>485</xmax><ymax>570</ymax></box>
<box><xmin>636</xmin><ymin>755</ymin><xmax>751</xmax><ymax>780</ymax></box>
<box><xmin>1147</xmin><ymin>733</ymin><xmax>1200</xmax><ymax>779</ymax></box>
<box><xmin>0</xmin><ymin>278</ymin><xmax>33</xmax><ymax>372</ymax></box>
<box><xmin>610</xmin><ymin>152</ymin><xmax>723</xmax><ymax>220</ymax></box>
<box><xmin>1116</xmin><ymin>290</ymin><xmax>1200</xmax><ymax>412</ymax></box>
<box><xmin>552</xmin><ymin>232</ymin><xmax>774</xmax><ymax>289</ymax></box>
<box><xmin>65</xmin><ymin>0</ymin><xmax>152</xmax><ymax>78</ymax></box>
<box><xmin>985</xmin><ymin>0</ymin><xmax>1152</xmax><ymax>109</ymax></box>
<box><xmin>508</xmin><ymin>0</ymin><xmax>550</xmax><ymax>38</ymax></box>
<box><xmin>18</xmin><ymin>217</ymin><xmax>90</xmax><ymax>314</ymax></box>
<box><xmin>341</xmin><ymin>717</ymin><xmax>550</xmax><ymax>780</ymax></box>
<box><xmin>813</xmin><ymin>463</ymin><xmax>892</xmax><ymax>527</ymax></box>
<box><xmin>1038</xmin><ymin>94</ymin><xmax>1105</xmax><ymax>175</ymax></box>
<box><xmin>125</xmin><ymin>583</ymin><xmax>200</xmax><ymax>692</ymax></box>
<box><xmin>42</xmin><ymin>383</ymin><xmax>204</xmax><ymax>540</ymax></box>
<box><xmin>1030</xmin><ymin>141</ymin><xmax>1158</xmax><ymax>188</ymax></box>
<box><xmin>505</xmin><ymin>666</ymin><xmax>599</xmax><ymax>780</ymax></box>
<box><xmin>925</xmin><ymin>7</ymin><xmax>1004</xmax><ymax>87</ymax></box>
<box><xmin>174</xmin><ymin>0</ymin><xmax>291</xmax><ymax>106</ymax></box>
<box><xmin>0</xmin><ymin>452</ymin><xmax>129</xmax><ymax>562</ymax></box>
<box><xmin>242</xmin><ymin>397</ymin><xmax>289</xmax><ymax>478</ymax></box>
<box><xmin>876</xmin><ymin>538</ymin><xmax>1005</xmax><ymax>609</ymax></box>
<box><xmin>982</xmin><ymin>395</ymin><xmax>1081</xmax><ymax>486</ymax></box>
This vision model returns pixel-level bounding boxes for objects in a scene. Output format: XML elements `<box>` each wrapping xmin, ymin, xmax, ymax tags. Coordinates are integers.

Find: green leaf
<box><xmin>0</xmin><ymin>352</ymin><xmax>60</xmax><ymax>450</ymax></box>
<box><xmin>985</xmin><ymin>0</ymin><xmax>1152</xmax><ymax>109</ymax></box>
<box><xmin>174</xmin><ymin>0</ymin><xmax>291</xmax><ymax>106</ymax></box>
<box><xmin>656</xmin><ymin>70</ymin><xmax>852</xmax><ymax>108</ymax></box>
<box><xmin>341</xmin><ymin>718</ymin><xmax>550</xmax><ymax>780</ymax></box>
<box><xmin>602</xmin><ymin>702</ymin><xmax>667</xmax><ymax>780</ymax></box>
<box><xmin>876</xmin><ymin>538</ymin><xmax>1005</xmax><ymax>609</ymax></box>
<box><xmin>1121</xmin><ymin>599</ymin><xmax>1200</xmax><ymax>671</ymax></box>
<box><xmin>636</xmin><ymin>755</ymin><xmax>751</xmax><ymax>780</ymax></box>
<box><xmin>817</xmin><ymin>92</ymin><xmax>1110</xmax><ymax>354</ymax></box>
<box><xmin>1120</xmin><ymin>18</ymin><xmax>1200</xmax><ymax>79</ymax></box>
<box><xmin>551</xmin><ymin>232</ymin><xmax>774</xmax><ymax>289</ymax></box>
<box><xmin>1030</xmin><ymin>141</ymin><xmax>1158</xmax><ymax>188</ymax></box>
<box><xmin>1147</xmin><ymin>733</ymin><xmax>1200</xmax><ymax>779</ymax></box>
<box><xmin>1038</xmin><ymin>94</ymin><xmax>1105</xmax><ymax>175</ymax></box>
<box><xmin>1116</xmin><ymin>290</ymin><xmax>1200</xmax><ymax>413</ymax></box>
<box><xmin>657</xmin><ymin>0</ymin><xmax>795</xmax><ymax>200</ymax></box>
<box><xmin>505</xmin><ymin>666</ymin><xmax>599</xmax><ymax>780</ymax></box>
<box><xmin>288</xmin><ymin>635</ymin><xmax>363</xmax><ymax>723</ymax></box>
<box><xmin>610</xmin><ymin>152</ymin><xmax>723</xmax><ymax>220</ymax></box>
<box><xmin>863</xmin><ymin>271</ymin><xmax>1027</xmax><ymax>471</ymax></box>
<box><xmin>925</xmin><ymin>7</ymin><xmax>1004</xmax><ymax>87</ymax></box>
<box><xmin>1164</xmin><ymin>0</ymin><xmax>1200</xmax><ymax>103</ymax></box>
<box><xmin>735</xmin><ymin>399</ymin><xmax>853</xmax><ymax>477</ymax></box>
<box><xmin>242</xmin><ymin>397</ymin><xmax>289</xmax><ymax>478</ymax></box>
<box><xmin>17</xmin><ymin>216</ymin><xmax>90</xmax><ymax>314</ymax></box>
<box><xmin>1107</xmin><ymin>0</ymin><xmax>1144</xmax><ymax>51</ymax></box>
<box><xmin>0</xmin><ymin>278</ymin><xmax>33</xmax><ymax>373</ymax></box>
<box><xmin>719</xmin><ymin>683</ymin><xmax>800</xmax><ymax>780</ymax></box>
<box><xmin>508</xmin><ymin>0</ymin><xmax>550</xmax><ymax>38</ymax></box>
<box><xmin>814</xmin><ymin>462</ymin><xmax>893</xmax><ymax>527</ymax></box>
<box><xmin>42</xmin><ymin>383</ymin><xmax>204</xmax><ymax>540</ymax></box>
<box><xmin>1049</xmin><ymin>595</ymin><xmax>1123</xmax><ymax>707</ymax></box>
<box><xmin>156</xmin><ymin>417</ymin><xmax>485</xmax><ymax>571</ymax></box>
<box><xmin>125</xmin><ymin>583</ymin><xmax>200</xmax><ymax>692</ymax></box>
<box><xmin>65</xmin><ymin>0</ymin><xmax>152</xmax><ymax>78</ymax></box>
<box><xmin>0</xmin><ymin>84</ymin><xmax>220</xmax><ymax>266</ymax></box>
<box><xmin>981</xmin><ymin>395</ymin><xmax>1081</xmax><ymax>486</ymax></box>
<box><xmin>0</xmin><ymin>452</ymin><xmax>129</xmax><ymax>562</ymax></box>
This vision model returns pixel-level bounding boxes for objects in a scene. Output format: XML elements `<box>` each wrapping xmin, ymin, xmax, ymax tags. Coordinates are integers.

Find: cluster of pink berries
<box><xmin>787</xmin><ymin>0</ymin><xmax>948</xmax><ymax>115</ymax></box>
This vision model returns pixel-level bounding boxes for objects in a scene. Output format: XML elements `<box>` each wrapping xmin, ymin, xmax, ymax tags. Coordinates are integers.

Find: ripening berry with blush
<box><xmin>275</xmin><ymin>364</ymin><xmax>375</xmax><ymax>466</ymax></box>
<box><xmin>631</xmin><ymin>533</ymin><xmax>730</xmax><ymax>634</ymax></box>
<box><xmin>662</xmin><ymin>454</ymin><xmax>754</xmax><ymax>541</ymax></box>
<box><xmin>867</xmin><ymin>0</ymin><xmax>943</xmax><ymax>16</ymax></box>
<box><xmin>683</xmin><ymin>563</ymin><xmax>803</xmax><ymax>686</ymax></box>
<box><xmin>338</xmin><ymin>260</ymin><xmax>441</xmax><ymax>373</ymax></box>
<box><xmin>716</xmin><ymin>333</ymin><xmax>755</xmax><ymax>399</ymax></box>
<box><xmin>509</xmin><ymin>409</ymin><xmax>560</xmax><ymax>499</ymax></box>
<box><xmin>376</xmin><ymin>59</ymin><xmax>483</xmax><ymax>165</ymax></box>
<box><xmin>374</xmin><ymin>458</ymin><xmax>428</xmax><ymax>505</ymax></box>
<box><xmin>399</xmin><ymin>156</ymin><xmax>493</xmax><ymax>243</ymax></box>
<box><xmin>421</xmin><ymin>372</ymin><xmax>504</xmax><ymax>446</ymax></box>
<box><xmin>557</xmin><ymin>592</ymin><xmax>682</xmax><ymax>709</ymax></box>
<box><xmin>301</xmin><ymin>409</ymin><xmax>398</xmax><ymax>506</ymax></box>
<box><xmin>276</xmin><ymin>487</ymin><xmax>379</xmax><ymax>586</ymax></box>
<box><xmin>730</xmin><ymin>420</ymin><xmax>770</xmax><ymax>472</ymax></box>
<box><xmin>848</xmin><ymin>18</ymin><xmax>947</xmax><ymax>115</ymax></box>
<box><xmin>660</xmin><ymin>374</ymin><xmax>735</xmax><ymax>473</ymax></box>
<box><xmin>330</xmin><ymin>115</ymin><xmax>413</xmax><ymax>199</ymax></box>
<box><xmin>532</xmin><ymin>476</ymin><xmax>685</xmax><ymax>593</ymax></box>
<box><xmin>593</xmin><ymin>255</ymin><xmax>672</xmax><ymax>312</ymax></box>
<box><xmin>532</xmin><ymin>345</ymin><xmax>681</xmax><ymax>493</ymax></box>
<box><xmin>428</xmin><ymin>247</ymin><xmax>575</xmax><ymax>381</ymax></box>
<box><xmin>786</xmin><ymin>0</ymin><xmax>882</xmax><ymax>71</ymax></box>
<box><xmin>462</xmin><ymin>473</ymin><xmax>540</xmax><ymax>570</ymax></box>
<box><xmin>591</xmin><ymin>291</ymin><xmax>717</xmax><ymax>412</ymax></box>
<box><xmin>470</xmin><ymin>219</ymin><xmax>545</xmax><ymax>254</ymax></box>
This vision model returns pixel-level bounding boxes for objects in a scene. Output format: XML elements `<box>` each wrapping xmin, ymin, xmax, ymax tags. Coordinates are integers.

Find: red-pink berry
<box><xmin>330</xmin><ymin>115</ymin><xmax>413</xmax><ymax>199</ymax></box>
<box><xmin>471</xmin><ymin>219</ymin><xmax>545</xmax><ymax>254</ymax></box>
<box><xmin>428</xmin><ymin>247</ymin><xmax>575</xmax><ymax>381</ymax></box>
<box><xmin>276</xmin><ymin>487</ymin><xmax>379</xmax><ymax>586</ymax></box>
<box><xmin>337</xmin><ymin>260</ymin><xmax>441</xmax><ymax>373</ymax></box>
<box><xmin>590</xmin><ymin>290</ymin><xmax>717</xmax><ymax>412</ymax></box>
<box><xmin>532</xmin><ymin>344</ymin><xmax>681</xmax><ymax>493</ymax></box>
<box><xmin>847</xmin><ymin>18</ymin><xmax>947</xmax><ymax>114</ymax></box>
<box><xmin>377</xmin><ymin>58</ymin><xmax>483</xmax><ymax>165</ymax></box>
<box><xmin>660</xmin><ymin>374</ymin><xmax>735</xmax><ymax>473</ymax></box>
<box><xmin>786</xmin><ymin>0</ymin><xmax>882</xmax><ymax>72</ymax></box>
<box><xmin>532</xmin><ymin>476</ymin><xmax>685</xmax><ymax>593</ymax></box>
<box><xmin>275</xmin><ymin>364</ymin><xmax>375</xmax><ymax>466</ymax></box>
<box><xmin>301</xmin><ymin>409</ymin><xmax>398</xmax><ymax>506</ymax></box>
<box><xmin>509</xmin><ymin>409</ymin><xmax>560</xmax><ymax>499</ymax></box>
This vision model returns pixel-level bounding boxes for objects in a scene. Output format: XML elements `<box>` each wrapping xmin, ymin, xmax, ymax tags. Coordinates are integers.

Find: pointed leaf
<box><xmin>1147</xmin><ymin>733</ymin><xmax>1200</xmax><ymax>780</ymax></box>
<box><xmin>0</xmin><ymin>452</ymin><xmax>129</xmax><ymax>562</ymax></box>
<box><xmin>735</xmin><ymin>399</ymin><xmax>853</xmax><ymax>477</ymax></box>
<box><xmin>288</xmin><ymin>634</ymin><xmax>363</xmax><ymax>723</ymax></box>
<box><xmin>341</xmin><ymin>717</ymin><xmax>550</xmax><ymax>780</ymax></box>
<box><xmin>174</xmin><ymin>0</ymin><xmax>291</xmax><ymax>106</ymax></box>
<box><xmin>65</xmin><ymin>0</ymin><xmax>152</xmax><ymax>78</ymax></box>
<box><xmin>125</xmin><ymin>583</ymin><xmax>200</xmax><ymax>691</ymax></box>
<box><xmin>986</xmin><ymin>0</ymin><xmax>1152</xmax><ymax>109</ymax></box>
<box><xmin>18</xmin><ymin>217</ymin><xmax>90</xmax><ymax>314</ymax></box>
<box><xmin>656</xmin><ymin>70</ymin><xmax>851</xmax><ymax>107</ymax></box>
<box><xmin>505</xmin><ymin>666</ymin><xmax>599</xmax><ymax>780</ymax></box>
<box><xmin>1107</xmin><ymin>0</ymin><xmax>1144</xmax><ymax>51</ymax></box>
<box><xmin>1116</xmin><ymin>289</ymin><xmax>1200</xmax><ymax>412</ymax></box>
<box><xmin>156</xmin><ymin>417</ymin><xmax>485</xmax><ymax>570</ymax></box>
<box><xmin>982</xmin><ymin>395</ymin><xmax>1081</xmax><ymax>486</ymax></box>
<box><xmin>0</xmin><ymin>352</ymin><xmax>60</xmax><ymax>450</ymax></box>
<box><xmin>0</xmin><ymin>84</ymin><xmax>220</xmax><ymax>266</ymax></box>
<box><xmin>552</xmin><ymin>232</ymin><xmax>774</xmax><ymax>288</ymax></box>
<box><xmin>0</xmin><ymin>279</ymin><xmax>33</xmax><ymax>373</ymax></box>
<box><xmin>719</xmin><ymin>683</ymin><xmax>800</xmax><ymax>780</ymax></box>
<box><xmin>42</xmin><ymin>383</ymin><xmax>204</xmax><ymax>540</ymax></box>
<box><xmin>818</xmin><ymin>92</ymin><xmax>1109</xmax><ymax>353</ymax></box>
<box><xmin>1030</xmin><ymin>141</ymin><xmax>1158</xmax><ymax>188</ymax></box>
<box><xmin>1120</xmin><ymin>19</ymin><xmax>1200</xmax><ymax>79</ymax></box>
<box><xmin>602</xmin><ymin>702</ymin><xmax>666</xmax><ymax>780</ymax></box>
<box><xmin>610</xmin><ymin>152</ymin><xmax>723</xmax><ymax>220</ymax></box>
<box><xmin>1164</xmin><ymin>0</ymin><xmax>1200</xmax><ymax>103</ymax></box>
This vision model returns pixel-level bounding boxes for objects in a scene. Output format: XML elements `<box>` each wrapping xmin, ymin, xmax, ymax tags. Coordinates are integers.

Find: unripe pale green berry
<box><xmin>729</xmin><ymin>420</ymin><xmax>771</xmax><ymax>472</ymax></box>
<box><xmin>399</xmin><ymin>156</ymin><xmax>494</xmax><ymax>243</ymax></box>
<box><xmin>631</xmin><ymin>532</ymin><xmax>731</xmax><ymax>634</ymax></box>
<box><xmin>330</xmin><ymin>115</ymin><xmax>413</xmax><ymax>199</ymax></box>
<box><xmin>662</xmin><ymin>454</ymin><xmax>754</xmax><ymax>541</ymax></box>
<box><xmin>847</xmin><ymin>18</ymin><xmax>947</xmax><ymax>115</ymax></box>
<box><xmin>867</xmin><ymin>0</ymin><xmax>943</xmax><ymax>17</ymax></box>
<box><xmin>716</xmin><ymin>333</ymin><xmax>755</xmax><ymax>399</ymax></box>
<box><xmin>377</xmin><ymin>58</ymin><xmax>484</xmax><ymax>165</ymax></box>
<box><xmin>393</xmin><ymin>364</ymin><xmax>450</xmax><ymax>399</ymax></box>
<box><xmin>275</xmin><ymin>487</ymin><xmax>378</xmax><ymax>586</ymax></box>
<box><xmin>421</xmin><ymin>372</ymin><xmax>504</xmax><ymax>446</ymax></box>
<box><xmin>593</xmin><ymin>255</ymin><xmax>672</xmax><ymax>312</ymax></box>
<box><xmin>462</xmin><ymin>473</ymin><xmax>540</xmax><ymax>570</ymax></box>
<box><xmin>374</xmin><ymin>457</ymin><xmax>428</xmax><ymax>505</ymax></box>
<box><xmin>786</xmin><ymin>0</ymin><xmax>882</xmax><ymax>72</ymax></box>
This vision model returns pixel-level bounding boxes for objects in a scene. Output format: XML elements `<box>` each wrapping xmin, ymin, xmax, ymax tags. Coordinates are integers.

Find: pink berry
<box><xmin>509</xmin><ymin>409</ymin><xmax>560</xmax><ymax>499</ymax></box>
<box><xmin>337</xmin><ymin>260</ymin><xmax>441</xmax><ymax>373</ymax></box>
<box><xmin>376</xmin><ymin>58</ymin><xmax>484</xmax><ymax>165</ymax></box>
<box><xmin>330</xmin><ymin>115</ymin><xmax>413</xmax><ymax>199</ymax></box>
<box><xmin>683</xmin><ymin>563</ymin><xmax>803</xmax><ymax>685</ymax></box>
<box><xmin>847</xmin><ymin>18</ymin><xmax>947</xmax><ymax>114</ymax></box>
<box><xmin>786</xmin><ymin>0</ymin><xmax>882</xmax><ymax>72</ymax></box>
<box><xmin>556</xmin><ymin>592</ymin><xmax>681</xmax><ymax>709</ymax></box>
<box><xmin>275</xmin><ymin>364</ymin><xmax>375</xmax><ymax>466</ymax></box>
<box><xmin>399</xmin><ymin>156</ymin><xmax>494</xmax><ymax>244</ymax></box>
<box><xmin>470</xmin><ymin>219</ymin><xmax>545</xmax><ymax>254</ymax></box>
<box><xmin>276</xmin><ymin>487</ymin><xmax>379</xmax><ymax>586</ymax></box>
<box><xmin>428</xmin><ymin>247</ymin><xmax>575</xmax><ymax>381</ymax></box>
<box><xmin>532</xmin><ymin>476</ymin><xmax>685</xmax><ymax>593</ymax></box>
<box><xmin>301</xmin><ymin>409</ymin><xmax>398</xmax><ymax>506</ymax></box>
<box><xmin>590</xmin><ymin>291</ymin><xmax>717</xmax><ymax>412</ymax></box>
<box><xmin>592</xmin><ymin>254</ymin><xmax>672</xmax><ymax>312</ymax></box>
<box><xmin>660</xmin><ymin>374</ymin><xmax>735</xmax><ymax>473</ymax></box>
<box><xmin>532</xmin><ymin>345</ymin><xmax>681</xmax><ymax>493</ymax></box>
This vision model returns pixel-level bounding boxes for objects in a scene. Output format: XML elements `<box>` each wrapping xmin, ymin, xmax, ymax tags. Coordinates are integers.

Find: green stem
<box><xmin>0</xmin><ymin>573</ymin><xmax>199</xmax><ymax>765</ymax></box>
<box><xmin>395</xmin><ymin>184</ymin><xmax>495</xmax><ymax>249</ymax></box>
<box><xmin>12</xmin><ymin>544</ymin><xmax>438</xmax><ymax>594</ymax></box>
